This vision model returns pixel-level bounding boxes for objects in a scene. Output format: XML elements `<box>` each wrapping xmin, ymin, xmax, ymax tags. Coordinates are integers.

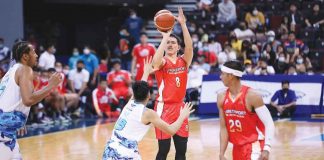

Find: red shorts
<box><xmin>232</xmin><ymin>140</ymin><xmax>264</xmax><ymax>160</ymax></box>
<box><xmin>154</xmin><ymin>101</ymin><xmax>189</xmax><ymax>140</ymax></box>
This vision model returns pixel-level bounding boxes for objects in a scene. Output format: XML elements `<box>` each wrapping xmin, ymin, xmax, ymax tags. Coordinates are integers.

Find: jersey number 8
<box><xmin>229</xmin><ymin>119</ymin><xmax>242</xmax><ymax>132</ymax></box>
<box><xmin>175</xmin><ymin>77</ymin><xmax>181</xmax><ymax>88</ymax></box>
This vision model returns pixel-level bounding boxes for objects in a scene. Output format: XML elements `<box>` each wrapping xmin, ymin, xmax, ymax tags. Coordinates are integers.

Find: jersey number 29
<box><xmin>229</xmin><ymin>119</ymin><xmax>242</xmax><ymax>132</ymax></box>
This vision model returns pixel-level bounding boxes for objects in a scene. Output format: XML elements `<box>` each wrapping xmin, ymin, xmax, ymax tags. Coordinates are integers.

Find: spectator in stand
<box><xmin>273</xmin><ymin>52</ymin><xmax>289</xmax><ymax>74</ymax></box>
<box><xmin>255</xmin><ymin>26</ymin><xmax>267</xmax><ymax>45</ymax></box>
<box><xmin>262</xmin><ymin>31</ymin><xmax>281</xmax><ymax>53</ymax></box>
<box><xmin>197</xmin><ymin>0</ymin><xmax>213</xmax><ymax>12</ymax></box>
<box><xmin>284</xmin><ymin>3</ymin><xmax>303</xmax><ymax>32</ymax></box>
<box><xmin>68</xmin><ymin>47</ymin><xmax>80</xmax><ymax>69</ymax></box>
<box><xmin>253</xmin><ymin>58</ymin><xmax>275</xmax><ymax>75</ymax></box>
<box><xmin>124</xmin><ymin>9</ymin><xmax>143</xmax><ymax>43</ymax></box>
<box><xmin>305</xmin><ymin>3</ymin><xmax>324</xmax><ymax>37</ymax></box>
<box><xmin>245</xmin><ymin>6</ymin><xmax>265</xmax><ymax>30</ymax></box>
<box><xmin>293</xmin><ymin>53</ymin><xmax>312</xmax><ymax>74</ymax></box>
<box><xmin>218</xmin><ymin>43</ymin><xmax>237</xmax><ymax>67</ymax></box>
<box><xmin>269</xmin><ymin>80</ymin><xmax>297</xmax><ymax>118</ymax></box>
<box><xmin>38</xmin><ymin>43</ymin><xmax>56</xmax><ymax>70</ymax></box>
<box><xmin>233</xmin><ymin>21</ymin><xmax>255</xmax><ymax>41</ymax></box>
<box><xmin>63</xmin><ymin>64</ymin><xmax>70</xmax><ymax>76</ymax></box>
<box><xmin>208</xmin><ymin>36</ymin><xmax>222</xmax><ymax>56</ymax></box>
<box><xmin>217</xmin><ymin>0</ymin><xmax>237</xmax><ymax>25</ymax></box>
<box><xmin>229</xmin><ymin>32</ymin><xmax>243</xmax><ymax>59</ymax></box>
<box><xmin>0</xmin><ymin>38</ymin><xmax>11</xmax><ymax>72</ymax></box>
<box><xmin>261</xmin><ymin>43</ymin><xmax>276</xmax><ymax>66</ymax></box>
<box><xmin>131</xmin><ymin>33</ymin><xmax>156</xmax><ymax>86</ymax></box>
<box><xmin>99</xmin><ymin>58</ymin><xmax>108</xmax><ymax>80</ymax></box>
<box><xmin>114</xmin><ymin>28</ymin><xmax>134</xmax><ymax>71</ymax></box>
<box><xmin>241</xmin><ymin>40</ymin><xmax>259</xmax><ymax>64</ymax></box>
<box><xmin>198</xmin><ymin>42</ymin><xmax>218</xmax><ymax>67</ymax></box>
<box><xmin>107</xmin><ymin>59</ymin><xmax>132</xmax><ymax>109</ymax></box>
<box><xmin>243</xmin><ymin>59</ymin><xmax>253</xmax><ymax>75</ymax></box>
<box><xmin>79</xmin><ymin>46</ymin><xmax>99</xmax><ymax>88</ymax></box>
<box><xmin>68</xmin><ymin>60</ymin><xmax>90</xmax><ymax>97</ymax></box>
<box><xmin>197</xmin><ymin>55</ymin><xmax>211</xmax><ymax>73</ymax></box>
<box><xmin>284</xmin><ymin>32</ymin><xmax>305</xmax><ymax>56</ymax></box>
<box><xmin>92</xmin><ymin>79</ymin><xmax>119</xmax><ymax>118</ymax></box>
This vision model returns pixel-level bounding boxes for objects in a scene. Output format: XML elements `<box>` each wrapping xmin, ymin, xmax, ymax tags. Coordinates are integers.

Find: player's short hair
<box><xmin>132</xmin><ymin>81</ymin><xmax>150</xmax><ymax>102</ymax></box>
<box><xmin>170</xmin><ymin>34</ymin><xmax>182</xmax><ymax>45</ymax></box>
<box><xmin>12</xmin><ymin>41</ymin><xmax>31</xmax><ymax>62</ymax></box>
<box><xmin>76</xmin><ymin>60</ymin><xmax>84</xmax><ymax>65</ymax></box>
<box><xmin>281</xmin><ymin>80</ymin><xmax>290</xmax><ymax>86</ymax></box>
<box><xmin>223</xmin><ymin>60</ymin><xmax>244</xmax><ymax>72</ymax></box>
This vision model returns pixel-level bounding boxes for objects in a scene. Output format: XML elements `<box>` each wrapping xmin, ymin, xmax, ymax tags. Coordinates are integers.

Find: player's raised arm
<box><xmin>247</xmin><ymin>90</ymin><xmax>275</xmax><ymax>160</ymax></box>
<box><xmin>142</xmin><ymin>102</ymin><xmax>194</xmax><ymax>135</ymax></box>
<box><xmin>152</xmin><ymin>30</ymin><xmax>172</xmax><ymax>69</ymax></box>
<box><xmin>141</xmin><ymin>57</ymin><xmax>153</xmax><ymax>82</ymax></box>
<box><xmin>175</xmin><ymin>6</ymin><xmax>193</xmax><ymax>68</ymax></box>
<box><xmin>217</xmin><ymin>92</ymin><xmax>228</xmax><ymax>160</ymax></box>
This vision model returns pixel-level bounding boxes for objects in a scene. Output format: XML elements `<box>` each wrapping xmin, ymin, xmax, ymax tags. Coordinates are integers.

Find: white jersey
<box><xmin>113</xmin><ymin>99</ymin><xmax>150</xmax><ymax>142</ymax></box>
<box><xmin>0</xmin><ymin>63</ymin><xmax>30</xmax><ymax>160</ymax></box>
<box><xmin>0</xmin><ymin>63</ymin><xmax>30</xmax><ymax>115</ymax></box>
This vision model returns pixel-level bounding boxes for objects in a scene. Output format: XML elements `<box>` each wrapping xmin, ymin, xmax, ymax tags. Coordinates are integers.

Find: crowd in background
<box><xmin>0</xmin><ymin>0</ymin><xmax>323</xmax><ymax>125</ymax></box>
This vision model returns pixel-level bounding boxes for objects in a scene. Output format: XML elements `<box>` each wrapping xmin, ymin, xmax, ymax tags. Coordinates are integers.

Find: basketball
<box><xmin>154</xmin><ymin>9</ymin><xmax>175</xmax><ymax>32</ymax></box>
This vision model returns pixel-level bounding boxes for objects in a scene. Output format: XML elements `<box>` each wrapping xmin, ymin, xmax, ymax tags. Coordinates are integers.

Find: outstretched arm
<box><xmin>142</xmin><ymin>102</ymin><xmax>194</xmax><ymax>135</ymax></box>
<box><xmin>175</xmin><ymin>7</ymin><xmax>193</xmax><ymax>68</ymax></box>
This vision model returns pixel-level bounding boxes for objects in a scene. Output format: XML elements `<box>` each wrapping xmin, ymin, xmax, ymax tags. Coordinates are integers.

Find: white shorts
<box><xmin>102</xmin><ymin>133</ymin><xmax>140</xmax><ymax>160</ymax></box>
<box><xmin>0</xmin><ymin>136</ymin><xmax>22</xmax><ymax>160</ymax></box>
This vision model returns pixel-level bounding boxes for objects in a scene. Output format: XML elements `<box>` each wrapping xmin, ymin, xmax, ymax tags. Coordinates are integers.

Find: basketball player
<box><xmin>152</xmin><ymin>7</ymin><xmax>193</xmax><ymax>160</ymax></box>
<box><xmin>131</xmin><ymin>33</ymin><xmax>156</xmax><ymax>86</ymax></box>
<box><xmin>0</xmin><ymin>41</ymin><xmax>62</xmax><ymax>160</ymax></box>
<box><xmin>102</xmin><ymin>58</ymin><xmax>194</xmax><ymax>160</ymax></box>
<box><xmin>218</xmin><ymin>61</ymin><xmax>275</xmax><ymax>160</ymax></box>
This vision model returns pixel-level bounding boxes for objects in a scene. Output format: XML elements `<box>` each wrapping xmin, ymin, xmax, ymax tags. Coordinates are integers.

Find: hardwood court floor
<box><xmin>18</xmin><ymin>118</ymin><xmax>324</xmax><ymax>160</ymax></box>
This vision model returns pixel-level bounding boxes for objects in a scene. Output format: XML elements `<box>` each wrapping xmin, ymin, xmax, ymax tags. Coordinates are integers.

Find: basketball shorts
<box><xmin>0</xmin><ymin>136</ymin><xmax>22</xmax><ymax>160</ymax></box>
<box><xmin>102</xmin><ymin>132</ymin><xmax>141</xmax><ymax>160</ymax></box>
<box><xmin>232</xmin><ymin>140</ymin><xmax>265</xmax><ymax>160</ymax></box>
<box><xmin>154</xmin><ymin>101</ymin><xmax>189</xmax><ymax>140</ymax></box>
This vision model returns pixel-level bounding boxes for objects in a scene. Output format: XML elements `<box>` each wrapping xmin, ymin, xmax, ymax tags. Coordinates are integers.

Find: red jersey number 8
<box><xmin>229</xmin><ymin>119</ymin><xmax>242</xmax><ymax>132</ymax></box>
<box><xmin>175</xmin><ymin>77</ymin><xmax>181</xmax><ymax>88</ymax></box>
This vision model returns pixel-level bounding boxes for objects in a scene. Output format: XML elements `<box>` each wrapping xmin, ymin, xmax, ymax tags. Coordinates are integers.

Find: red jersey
<box><xmin>92</xmin><ymin>87</ymin><xmax>117</xmax><ymax>112</ymax></box>
<box><xmin>155</xmin><ymin>56</ymin><xmax>188</xmax><ymax>103</ymax></box>
<box><xmin>223</xmin><ymin>85</ymin><xmax>265</xmax><ymax>145</ymax></box>
<box><xmin>107</xmin><ymin>70</ymin><xmax>131</xmax><ymax>99</ymax></box>
<box><xmin>133</xmin><ymin>43</ymin><xmax>156</xmax><ymax>81</ymax></box>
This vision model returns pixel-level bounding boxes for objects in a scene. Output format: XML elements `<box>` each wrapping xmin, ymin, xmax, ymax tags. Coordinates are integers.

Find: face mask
<box><xmin>278</xmin><ymin>57</ymin><xmax>285</xmax><ymax>62</ymax></box>
<box><xmin>77</xmin><ymin>67</ymin><xmax>82</xmax><ymax>72</ymax></box>
<box><xmin>73</xmin><ymin>52</ymin><xmax>79</xmax><ymax>56</ymax></box>
<box><xmin>83</xmin><ymin>49</ymin><xmax>90</xmax><ymax>55</ymax></box>
<box><xmin>253</xmin><ymin>10</ymin><xmax>258</xmax><ymax>16</ymax></box>
<box><xmin>239</xmin><ymin>25</ymin><xmax>245</xmax><ymax>30</ymax></box>
<box><xmin>282</xmin><ymin>88</ymin><xmax>289</xmax><ymax>93</ymax></box>
<box><xmin>52</xmin><ymin>48</ymin><xmax>56</xmax><ymax>54</ymax></box>
<box><xmin>246</xmin><ymin>67</ymin><xmax>252</xmax><ymax>72</ymax></box>
<box><xmin>189</xmin><ymin>27</ymin><xmax>196</xmax><ymax>32</ymax></box>
<box><xmin>261</xmin><ymin>67</ymin><xmax>267</xmax><ymax>70</ymax></box>
<box><xmin>268</xmin><ymin>37</ymin><xmax>275</xmax><ymax>42</ymax></box>
<box><xmin>297</xmin><ymin>58</ymin><xmax>303</xmax><ymax>64</ymax></box>
<box><xmin>203</xmin><ymin>46</ymin><xmax>209</xmax><ymax>51</ymax></box>
<box><xmin>63</xmin><ymin>69</ymin><xmax>69</xmax><ymax>75</ymax></box>
<box><xmin>55</xmin><ymin>67</ymin><xmax>62</xmax><ymax>72</ymax></box>
<box><xmin>131</xmin><ymin>14</ymin><xmax>136</xmax><ymax>19</ymax></box>
<box><xmin>192</xmin><ymin>37</ymin><xmax>198</xmax><ymax>43</ymax></box>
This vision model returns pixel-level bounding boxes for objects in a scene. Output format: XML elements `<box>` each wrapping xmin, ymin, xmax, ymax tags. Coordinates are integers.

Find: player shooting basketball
<box><xmin>152</xmin><ymin>6</ymin><xmax>193</xmax><ymax>160</ymax></box>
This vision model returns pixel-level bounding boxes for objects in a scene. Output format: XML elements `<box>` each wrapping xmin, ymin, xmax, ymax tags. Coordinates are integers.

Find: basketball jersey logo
<box><xmin>0</xmin><ymin>74</ymin><xmax>9</xmax><ymax>97</ymax></box>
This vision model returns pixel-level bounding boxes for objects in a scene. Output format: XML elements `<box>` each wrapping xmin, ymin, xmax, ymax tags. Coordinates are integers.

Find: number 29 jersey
<box><xmin>223</xmin><ymin>85</ymin><xmax>265</xmax><ymax>146</ymax></box>
<box><xmin>155</xmin><ymin>57</ymin><xmax>188</xmax><ymax>103</ymax></box>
